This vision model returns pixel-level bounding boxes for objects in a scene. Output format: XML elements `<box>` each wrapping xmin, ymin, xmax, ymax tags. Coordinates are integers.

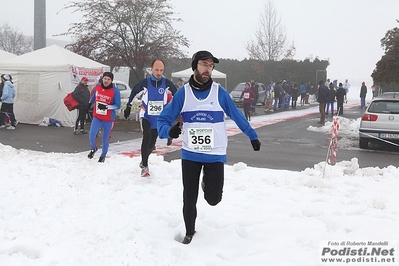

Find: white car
<box><xmin>229</xmin><ymin>82</ymin><xmax>267</xmax><ymax>106</ymax></box>
<box><xmin>358</xmin><ymin>92</ymin><xmax>399</xmax><ymax>149</ymax></box>
<box><xmin>113</xmin><ymin>80</ymin><xmax>132</xmax><ymax>99</ymax></box>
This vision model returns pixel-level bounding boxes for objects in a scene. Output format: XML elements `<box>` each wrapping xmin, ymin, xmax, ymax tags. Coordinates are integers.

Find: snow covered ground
<box><xmin>1</xmin><ymin>85</ymin><xmax>397</xmax><ymax>266</ymax></box>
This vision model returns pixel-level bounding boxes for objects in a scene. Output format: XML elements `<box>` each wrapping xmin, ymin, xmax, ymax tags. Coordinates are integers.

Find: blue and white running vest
<box><xmin>140</xmin><ymin>78</ymin><xmax>168</xmax><ymax>129</ymax></box>
<box><xmin>181</xmin><ymin>82</ymin><xmax>227</xmax><ymax>155</ymax></box>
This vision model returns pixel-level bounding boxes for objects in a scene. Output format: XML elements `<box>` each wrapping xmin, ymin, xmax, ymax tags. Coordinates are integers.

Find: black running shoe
<box><xmin>98</xmin><ymin>157</ymin><xmax>105</xmax><ymax>163</ymax></box>
<box><xmin>88</xmin><ymin>149</ymin><xmax>97</xmax><ymax>159</ymax></box>
<box><xmin>182</xmin><ymin>232</ymin><xmax>196</xmax><ymax>244</ymax></box>
<box><xmin>167</xmin><ymin>138</ymin><xmax>172</xmax><ymax>146</ymax></box>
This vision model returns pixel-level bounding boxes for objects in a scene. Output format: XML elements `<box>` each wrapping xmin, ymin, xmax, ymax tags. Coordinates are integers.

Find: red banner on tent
<box><xmin>71</xmin><ymin>65</ymin><xmax>105</xmax><ymax>85</ymax></box>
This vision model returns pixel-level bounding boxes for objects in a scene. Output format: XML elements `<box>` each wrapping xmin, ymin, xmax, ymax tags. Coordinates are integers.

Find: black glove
<box><xmin>98</xmin><ymin>103</ymin><xmax>108</xmax><ymax>110</ymax></box>
<box><xmin>251</xmin><ymin>139</ymin><xmax>261</xmax><ymax>151</ymax></box>
<box><xmin>124</xmin><ymin>106</ymin><xmax>131</xmax><ymax>119</ymax></box>
<box><xmin>168</xmin><ymin>122</ymin><xmax>181</xmax><ymax>139</ymax></box>
<box><xmin>87</xmin><ymin>103</ymin><xmax>92</xmax><ymax>113</ymax></box>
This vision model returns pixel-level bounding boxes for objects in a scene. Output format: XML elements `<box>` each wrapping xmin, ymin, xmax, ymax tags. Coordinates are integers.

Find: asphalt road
<box><xmin>0</xmin><ymin>119</ymin><xmax>143</xmax><ymax>153</ymax></box>
<box><xmin>163</xmin><ymin>105</ymin><xmax>399</xmax><ymax>171</ymax></box>
<box><xmin>1</xmin><ymin>104</ymin><xmax>398</xmax><ymax>171</ymax></box>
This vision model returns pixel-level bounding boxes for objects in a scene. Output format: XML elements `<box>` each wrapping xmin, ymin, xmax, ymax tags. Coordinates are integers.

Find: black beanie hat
<box><xmin>191</xmin><ymin>50</ymin><xmax>219</xmax><ymax>71</ymax></box>
<box><xmin>103</xmin><ymin>72</ymin><xmax>114</xmax><ymax>81</ymax></box>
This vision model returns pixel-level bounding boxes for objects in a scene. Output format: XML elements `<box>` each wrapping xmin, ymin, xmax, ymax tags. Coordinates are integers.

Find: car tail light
<box><xmin>361</xmin><ymin>114</ymin><xmax>378</xmax><ymax>121</ymax></box>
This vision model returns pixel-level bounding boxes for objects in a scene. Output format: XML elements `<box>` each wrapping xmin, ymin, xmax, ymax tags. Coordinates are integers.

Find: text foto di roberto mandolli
<box><xmin>319</xmin><ymin>240</ymin><xmax>397</xmax><ymax>264</ymax></box>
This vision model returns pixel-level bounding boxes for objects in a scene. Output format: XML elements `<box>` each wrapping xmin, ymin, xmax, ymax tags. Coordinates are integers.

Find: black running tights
<box><xmin>140</xmin><ymin>118</ymin><xmax>158</xmax><ymax>167</ymax></box>
<box><xmin>181</xmin><ymin>159</ymin><xmax>224</xmax><ymax>235</ymax></box>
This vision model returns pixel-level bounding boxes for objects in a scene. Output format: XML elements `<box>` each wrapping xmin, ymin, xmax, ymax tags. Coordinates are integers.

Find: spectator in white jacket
<box><xmin>0</xmin><ymin>74</ymin><xmax>17</xmax><ymax>130</ymax></box>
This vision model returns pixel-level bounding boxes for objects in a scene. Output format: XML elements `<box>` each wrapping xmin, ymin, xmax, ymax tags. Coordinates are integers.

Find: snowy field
<box><xmin>0</xmin><ymin>86</ymin><xmax>398</xmax><ymax>266</ymax></box>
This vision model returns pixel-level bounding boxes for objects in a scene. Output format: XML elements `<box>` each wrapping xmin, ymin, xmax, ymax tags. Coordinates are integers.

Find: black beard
<box><xmin>194</xmin><ymin>70</ymin><xmax>211</xmax><ymax>84</ymax></box>
<box><xmin>189</xmin><ymin>74</ymin><xmax>213</xmax><ymax>92</ymax></box>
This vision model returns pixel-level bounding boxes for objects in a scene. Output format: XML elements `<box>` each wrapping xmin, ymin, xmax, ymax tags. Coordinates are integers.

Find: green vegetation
<box><xmin>164</xmin><ymin>57</ymin><xmax>329</xmax><ymax>92</ymax></box>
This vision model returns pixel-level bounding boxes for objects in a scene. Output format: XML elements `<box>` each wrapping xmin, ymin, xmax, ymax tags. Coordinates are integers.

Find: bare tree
<box><xmin>282</xmin><ymin>41</ymin><xmax>296</xmax><ymax>60</ymax></box>
<box><xmin>58</xmin><ymin>0</ymin><xmax>189</xmax><ymax>80</ymax></box>
<box><xmin>0</xmin><ymin>22</ymin><xmax>33</xmax><ymax>55</ymax></box>
<box><xmin>246</xmin><ymin>1</ymin><xmax>291</xmax><ymax>61</ymax></box>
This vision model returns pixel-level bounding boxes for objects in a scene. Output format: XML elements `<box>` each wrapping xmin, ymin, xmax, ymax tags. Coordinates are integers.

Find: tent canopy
<box><xmin>0</xmin><ymin>45</ymin><xmax>107</xmax><ymax>72</ymax></box>
<box><xmin>0</xmin><ymin>45</ymin><xmax>109</xmax><ymax>127</ymax></box>
<box><xmin>171</xmin><ymin>67</ymin><xmax>227</xmax><ymax>88</ymax></box>
<box><xmin>0</xmin><ymin>50</ymin><xmax>17</xmax><ymax>61</ymax></box>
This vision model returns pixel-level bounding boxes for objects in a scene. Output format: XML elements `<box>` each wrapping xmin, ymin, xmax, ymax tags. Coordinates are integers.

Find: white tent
<box><xmin>171</xmin><ymin>67</ymin><xmax>227</xmax><ymax>88</ymax></box>
<box><xmin>0</xmin><ymin>45</ymin><xmax>109</xmax><ymax>127</ymax></box>
<box><xmin>0</xmin><ymin>50</ymin><xmax>17</xmax><ymax>61</ymax></box>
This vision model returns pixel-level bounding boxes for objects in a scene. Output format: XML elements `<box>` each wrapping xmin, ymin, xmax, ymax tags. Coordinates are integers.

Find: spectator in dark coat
<box><xmin>360</xmin><ymin>82</ymin><xmax>367</xmax><ymax>108</ymax></box>
<box><xmin>273</xmin><ymin>82</ymin><xmax>282</xmax><ymax>111</ymax></box>
<box><xmin>279</xmin><ymin>81</ymin><xmax>287</xmax><ymax>109</ymax></box>
<box><xmin>72</xmin><ymin>77</ymin><xmax>91</xmax><ymax>134</ymax></box>
<box><xmin>250</xmin><ymin>79</ymin><xmax>259</xmax><ymax>114</ymax></box>
<box><xmin>291</xmin><ymin>83</ymin><xmax>299</xmax><ymax>109</ymax></box>
<box><xmin>282</xmin><ymin>80</ymin><xmax>290</xmax><ymax>109</ymax></box>
<box><xmin>317</xmin><ymin>80</ymin><xmax>329</xmax><ymax>125</ymax></box>
<box><xmin>336</xmin><ymin>83</ymin><xmax>347</xmax><ymax>115</ymax></box>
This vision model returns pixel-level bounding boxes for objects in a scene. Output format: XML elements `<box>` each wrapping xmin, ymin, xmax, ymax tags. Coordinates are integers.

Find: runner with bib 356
<box><xmin>157</xmin><ymin>51</ymin><xmax>261</xmax><ymax>244</ymax></box>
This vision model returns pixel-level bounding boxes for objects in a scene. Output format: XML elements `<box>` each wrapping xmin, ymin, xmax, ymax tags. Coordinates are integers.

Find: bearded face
<box><xmin>194</xmin><ymin>69</ymin><xmax>210</xmax><ymax>84</ymax></box>
<box><xmin>193</xmin><ymin>59</ymin><xmax>214</xmax><ymax>84</ymax></box>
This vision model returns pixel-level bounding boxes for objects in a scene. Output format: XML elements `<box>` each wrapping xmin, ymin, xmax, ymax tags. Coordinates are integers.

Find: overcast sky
<box><xmin>2</xmin><ymin>0</ymin><xmax>399</xmax><ymax>86</ymax></box>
